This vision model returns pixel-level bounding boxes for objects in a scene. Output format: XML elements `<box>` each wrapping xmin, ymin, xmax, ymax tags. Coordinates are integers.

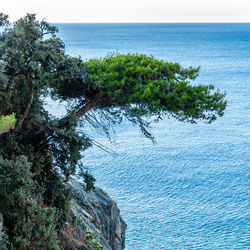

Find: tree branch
<box><xmin>0</xmin><ymin>129</ymin><xmax>9</xmax><ymax>135</ymax></box>
<box><xmin>13</xmin><ymin>72</ymin><xmax>35</xmax><ymax>133</ymax></box>
<box><xmin>75</xmin><ymin>92</ymin><xmax>103</xmax><ymax>119</ymax></box>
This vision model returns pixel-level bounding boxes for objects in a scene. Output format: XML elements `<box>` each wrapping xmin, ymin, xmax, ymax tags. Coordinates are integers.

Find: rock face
<box><xmin>69</xmin><ymin>177</ymin><xmax>127</xmax><ymax>250</ymax></box>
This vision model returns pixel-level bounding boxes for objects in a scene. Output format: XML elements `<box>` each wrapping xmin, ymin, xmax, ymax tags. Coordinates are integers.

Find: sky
<box><xmin>2</xmin><ymin>0</ymin><xmax>250</xmax><ymax>23</ymax></box>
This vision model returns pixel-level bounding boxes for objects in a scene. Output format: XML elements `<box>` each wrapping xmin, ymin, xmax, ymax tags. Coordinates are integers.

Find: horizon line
<box><xmin>51</xmin><ymin>21</ymin><xmax>250</xmax><ymax>24</ymax></box>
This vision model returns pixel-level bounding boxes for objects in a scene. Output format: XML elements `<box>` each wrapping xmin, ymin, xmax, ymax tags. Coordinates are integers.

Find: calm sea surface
<box><xmin>53</xmin><ymin>23</ymin><xmax>250</xmax><ymax>249</ymax></box>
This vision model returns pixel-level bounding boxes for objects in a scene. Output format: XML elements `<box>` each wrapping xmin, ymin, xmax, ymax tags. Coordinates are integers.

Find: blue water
<box><xmin>54</xmin><ymin>23</ymin><xmax>250</xmax><ymax>249</ymax></box>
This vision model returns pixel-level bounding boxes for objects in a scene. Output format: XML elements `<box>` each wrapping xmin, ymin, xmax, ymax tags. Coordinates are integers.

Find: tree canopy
<box><xmin>0</xmin><ymin>13</ymin><xmax>227</xmax><ymax>249</ymax></box>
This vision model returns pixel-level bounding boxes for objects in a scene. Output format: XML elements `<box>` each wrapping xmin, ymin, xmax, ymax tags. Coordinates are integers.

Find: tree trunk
<box><xmin>14</xmin><ymin>72</ymin><xmax>35</xmax><ymax>133</ymax></box>
<box><xmin>75</xmin><ymin>92</ymin><xmax>103</xmax><ymax>119</ymax></box>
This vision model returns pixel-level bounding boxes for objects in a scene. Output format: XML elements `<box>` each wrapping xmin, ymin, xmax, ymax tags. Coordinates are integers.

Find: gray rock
<box><xmin>69</xmin><ymin>176</ymin><xmax>127</xmax><ymax>250</ymax></box>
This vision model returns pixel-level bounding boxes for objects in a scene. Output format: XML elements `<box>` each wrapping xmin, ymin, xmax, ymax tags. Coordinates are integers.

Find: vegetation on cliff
<box><xmin>0</xmin><ymin>13</ymin><xmax>226</xmax><ymax>249</ymax></box>
<box><xmin>0</xmin><ymin>114</ymin><xmax>16</xmax><ymax>134</ymax></box>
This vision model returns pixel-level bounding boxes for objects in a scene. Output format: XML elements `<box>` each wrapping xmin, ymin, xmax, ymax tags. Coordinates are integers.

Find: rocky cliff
<box><xmin>63</xmin><ymin>177</ymin><xmax>127</xmax><ymax>250</ymax></box>
<box><xmin>0</xmin><ymin>177</ymin><xmax>126</xmax><ymax>250</ymax></box>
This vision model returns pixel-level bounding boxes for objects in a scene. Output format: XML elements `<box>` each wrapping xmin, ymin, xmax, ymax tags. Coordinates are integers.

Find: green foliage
<box><xmin>77</xmin><ymin>217</ymin><xmax>87</xmax><ymax>232</ymax></box>
<box><xmin>86</xmin><ymin>231</ymin><xmax>105</xmax><ymax>250</ymax></box>
<box><xmin>0</xmin><ymin>113</ymin><xmax>16</xmax><ymax>134</ymax></box>
<box><xmin>76</xmin><ymin>216</ymin><xmax>105</xmax><ymax>249</ymax></box>
<box><xmin>0</xmin><ymin>231</ymin><xmax>10</xmax><ymax>250</ymax></box>
<box><xmin>77</xmin><ymin>216</ymin><xmax>105</xmax><ymax>249</ymax></box>
<box><xmin>84</xmin><ymin>53</ymin><xmax>226</xmax><ymax>123</ymax></box>
<box><xmin>0</xmin><ymin>13</ymin><xmax>9</xmax><ymax>26</ymax></box>
<box><xmin>48</xmin><ymin>117</ymin><xmax>91</xmax><ymax>178</ymax></box>
<box><xmin>36</xmin><ymin>160</ymin><xmax>71</xmax><ymax>228</ymax></box>
<box><xmin>83</xmin><ymin>170</ymin><xmax>96</xmax><ymax>191</ymax></box>
<box><xmin>78</xmin><ymin>165</ymin><xmax>96</xmax><ymax>191</ymax></box>
<box><xmin>0</xmin><ymin>155</ymin><xmax>60</xmax><ymax>249</ymax></box>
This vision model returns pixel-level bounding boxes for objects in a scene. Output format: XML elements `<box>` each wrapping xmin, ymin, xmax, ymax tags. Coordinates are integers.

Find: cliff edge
<box><xmin>63</xmin><ymin>176</ymin><xmax>127</xmax><ymax>250</ymax></box>
<box><xmin>0</xmin><ymin>177</ymin><xmax>126</xmax><ymax>250</ymax></box>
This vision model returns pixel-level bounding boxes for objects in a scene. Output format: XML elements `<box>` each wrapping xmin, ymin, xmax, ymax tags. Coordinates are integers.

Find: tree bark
<box><xmin>14</xmin><ymin>72</ymin><xmax>35</xmax><ymax>133</ymax></box>
<box><xmin>0</xmin><ymin>129</ymin><xmax>9</xmax><ymax>135</ymax></box>
<box><xmin>75</xmin><ymin>92</ymin><xmax>103</xmax><ymax>119</ymax></box>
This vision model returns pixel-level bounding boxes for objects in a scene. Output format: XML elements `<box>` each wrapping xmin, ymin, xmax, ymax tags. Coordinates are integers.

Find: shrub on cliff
<box><xmin>0</xmin><ymin>12</ymin><xmax>226</xmax><ymax>248</ymax></box>
<box><xmin>0</xmin><ymin>156</ymin><xmax>60</xmax><ymax>249</ymax></box>
<box><xmin>0</xmin><ymin>113</ymin><xmax>16</xmax><ymax>134</ymax></box>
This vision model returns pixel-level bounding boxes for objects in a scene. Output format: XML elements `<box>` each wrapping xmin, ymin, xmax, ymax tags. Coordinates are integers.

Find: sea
<box><xmin>52</xmin><ymin>23</ymin><xmax>250</xmax><ymax>249</ymax></box>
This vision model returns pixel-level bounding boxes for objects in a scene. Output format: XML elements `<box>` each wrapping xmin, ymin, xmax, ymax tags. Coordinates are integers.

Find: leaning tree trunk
<box><xmin>75</xmin><ymin>92</ymin><xmax>103</xmax><ymax>119</ymax></box>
